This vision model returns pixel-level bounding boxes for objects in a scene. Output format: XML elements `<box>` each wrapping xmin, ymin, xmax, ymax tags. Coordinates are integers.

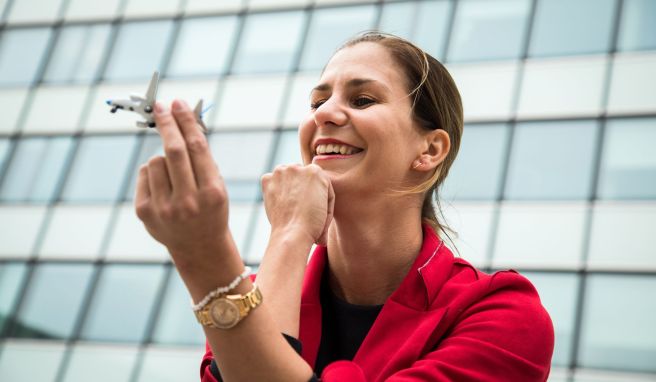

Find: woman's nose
<box><xmin>313</xmin><ymin>97</ymin><xmax>348</xmax><ymax>128</ymax></box>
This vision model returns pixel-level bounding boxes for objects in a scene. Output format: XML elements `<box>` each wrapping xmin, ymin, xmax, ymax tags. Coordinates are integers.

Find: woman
<box><xmin>135</xmin><ymin>32</ymin><xmax>554</xmax><ymax>381</ymax></box>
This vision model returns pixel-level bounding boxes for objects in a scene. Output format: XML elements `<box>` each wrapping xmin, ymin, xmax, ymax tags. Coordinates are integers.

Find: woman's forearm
<box><xmin>175</xmin><ymin>231</ymin><xmax>314</xmax><ymax>382</ymax></box>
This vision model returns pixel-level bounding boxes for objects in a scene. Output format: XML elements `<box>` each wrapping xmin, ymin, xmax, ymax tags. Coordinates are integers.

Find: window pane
<box><xmin>232</xmin><ymin>11</ymin><xmax>305</xmax><ymax>74</ymax></box>
<box><xmin>6</xmin><ymin>0</ymin><xmax>64</xmax><ymax>24</ymax></box>
<box><xmin>271</xmin><ymin>129</ymin><xmax>302</xmax><ymax>168</ymax></box>
<box><xmin>299</xmin><ymin>5</ymin><xmax>377</xmax><ymax>70</ymax></box>
<box><xmin>184</xmin><ymin>0</ymin><xmax>243</xmax><ymax>15</ymax></box>
<box><xmin>579</xmin><ymin>275</ymin><xmax>656</xmax><ymax>373</ymax></box>
<box><xmin>209</xmin><ymin>131</ymin><xmax>273</xmax><ymax>179</ymax></box>
<box><xmin>104</xmin><ymin>20</ymin><xmax>174</xmax><ymax>81</ymax></box>
<box><xmin>213</xmin><ymin>75</ymin><xmax>287</xmax><ymax>129</ymax></box>
<box><xmin>0</xmin><ymin>206</ymin><xmax>48</xmax><ymax>258</ymax></box>
<box><xmin>152</xmin><ymin>272</ymin><xmax>205</xmax><ymax>345</ymax></box>
<box><xmin>0</xmin><ymin>137</ymin><xmax>11</xmax><ymax>173</ymax></box>
<box><xmin>136</xmin><ymin>347</ymin><xmax>204</xmax><ymax>382</ymax></box>
<box><xmin>441</xmin><ymin>202</ymin><xmax>494</xmax><ymax>267</ymax></box>
<box><xmin>61</xmin><ymin>135</ymin><xmax>138</xmax><ymax>203</ymax></box>
<box><xmin>607</xmin><ymin>53</ymin><xmax>656</xmax><ymax>115</ymax></box>
<box><xmin>505</xmin><ymin>120</ymin><xmax>598</xmax><ymax>200</ymax></box>
<box><xmin>448</xmin><ymin>61</ymin><xmax>518</xmax><ymax>122</ymax></box>
<box><xmin>447</xmin><ymin>0</ymin><xmax>530</xmax><ymax>62</ymax></box>
<box><xmin>0</xmin><ymin>262</ymin><xmax>28</xmax><ymax>332</ymax></box>
<box><xmin>517</xmin><ymin>57</ymin><xmax>607</xmax><ymax>118</ymax></box>
<box><xmin>588</xmin><ymin>203</ymin><xmax>656</xmax><ymax>269</ymax></box>
<box><xmin>598</xmin><ymin>118</ymin><xmax>656</xmax><ymax>199</ymax></box>
<box><xmin>0</xmin><ymin>136</ymin><xmax>74</xmax><ymax>203</ymax></box>
<box><xmin>123</xmin><ymin>0</ymin><xmax>181</xmax><ymax>18</ymax></box>
<box><xmin>39</xmin><ymin>205</ymin><xmax>113</xmax><ymax>260</ymax></box>
<box><xmin>64</xmin><ymin>0</ymin><xmax>122</xmax><ymax>21</ymax></box>
<box><xmin>0</xmin><ymin>341</ymin><xmax>65</xmax><ymax>382</ymax></box>
<box><xmin>105</xmin><ymin>203</ymin><xmax>168</xmax><ymax>261</ymax></box>
<box><xmin>23</xmin><ymin>85</ymin><xmax>89</xmax><ymax>134</ymax></box>
<box><xmin>43</xmin><ymin>24</ymin><xmax>111</xmax><ymax>84</ymax></box>
<box><xmin>522</xmin><ymin>272</ymin><xmax>579</xmax><ymax>367</ymax></box>
<box><xmin>0</xmin><ymin>28</ymin><xmax>52</xmax><ymax>86</ymax></box>
<box><xmin>0</xmin><ymin>88</ymin><xmax>29</xmax><ymax>134</ymax></box>
<box><xmin>167</xmin><ymin>16</ymin><xmax>238</xmax><ymax>77</ymax></box>
<box><xmin>379</xmin><ymin>0</ymin><xmax>452</xmax><ymax>60</ymax></box>
<box><xmin>493</xmin><ymin>203</ymin><xmax>586</xmax><ymax>268</ymax></box>
<box><xmin>62</xmin><ymin>344</ymin><xmax>139</xmax><ymax>382</ymax></box>
<box><xmin>282</xmin><ymin>72</ymin><xmax>319</xmax><ymax>127</ymax></box>
<box><xmin>81</xmin><ymin>264</ymin><xmax>165</xmax><ymax>342</ymax></box>
<box><xmin>12</xmin><ymin>263</ymin><xmax>93</xmax><ymax>340</ymax></box>
<box><xmin>442</xmin><ymin>123</ymin><xmax>508</xmax><ymax>200</ymax></box>
<box><xmin>617</xmin><ymin>0</ymin><xmax>656</xmax><ymax>52</ymax></box>
<box><xmin>529</xmin><ymin>0</ymin><xmax>616</xmax><ymax>57</ymax></box>
<box><xmin>125</xmin><ymin>135</ymin><xmax>162</xmax><ymax>201</ymax></box>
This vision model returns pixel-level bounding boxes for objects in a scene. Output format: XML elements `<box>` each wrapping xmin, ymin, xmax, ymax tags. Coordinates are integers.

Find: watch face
<box><xmin>210</xmin><ymin>299</ymin><xmax>241</xmax><ymax>329</ymax></box>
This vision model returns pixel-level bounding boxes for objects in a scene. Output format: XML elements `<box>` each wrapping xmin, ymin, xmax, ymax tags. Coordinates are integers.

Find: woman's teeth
<box><xmin>315</xmin><ymin>143</ymin><xmax>360</xmax><ymax>155</ymax></box>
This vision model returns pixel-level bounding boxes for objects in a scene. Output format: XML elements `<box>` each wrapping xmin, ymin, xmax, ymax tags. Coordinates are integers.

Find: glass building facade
<box><xmin>0</xmin><ymin>0</ymin><xmax>654</xmax><ymax>380</ymax></box>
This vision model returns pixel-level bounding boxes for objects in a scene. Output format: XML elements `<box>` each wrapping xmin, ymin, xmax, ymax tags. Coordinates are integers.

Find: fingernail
<box><xmin>154</xmin><ymin>102</ymin><xmax>165</xmax><ymax>114</ymax></box>
<box><xmin>173</xmin><ymin>99</ymin><xmax>185</xmax><ymax>112</ymax></box>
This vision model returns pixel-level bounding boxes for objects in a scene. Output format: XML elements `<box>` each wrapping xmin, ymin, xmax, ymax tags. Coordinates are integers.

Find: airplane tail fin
<box><xmin>194</xmin><ymin>100</ymin><xmax>208</xmax><ymax>133</ymax></box>
<box><xmin>145</xmin><ymin>71</ymin><xmax>159</xmax><ymax>107</ymax></box>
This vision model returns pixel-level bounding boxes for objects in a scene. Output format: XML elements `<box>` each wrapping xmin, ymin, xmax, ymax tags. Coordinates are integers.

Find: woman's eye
<box><xmin>352</xmin><ymin>97</ymin><xmax>375</xmax><ymax>108</ymax></box>
<box><xmin>310</xmin><ymin>100</ymin><xmax>326</xmax><ymax>110</ymax></box>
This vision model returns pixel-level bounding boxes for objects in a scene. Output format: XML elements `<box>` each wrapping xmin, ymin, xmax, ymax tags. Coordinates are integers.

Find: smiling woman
<box><xmin>134</xmin><ymin>32</ymin><xmax>554</xmax><ymax>382</ymax></box>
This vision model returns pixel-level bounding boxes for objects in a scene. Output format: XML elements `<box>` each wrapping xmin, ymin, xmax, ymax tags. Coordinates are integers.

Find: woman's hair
<box><xmin>337</xmin><ymin>32</ymin><xmax>464</xmax><ymax>241</ymax></box>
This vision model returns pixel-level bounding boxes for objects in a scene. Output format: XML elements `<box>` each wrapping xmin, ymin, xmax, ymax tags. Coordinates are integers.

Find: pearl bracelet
<box><xmin>191</xmin><ymin>266</ymin><xmax>252</xmax><ymax>312</ymax></box>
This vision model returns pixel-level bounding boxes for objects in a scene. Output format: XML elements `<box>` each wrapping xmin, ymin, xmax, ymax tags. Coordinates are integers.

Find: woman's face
<box><xmin>299</xmin><ymin>42</ymin><xmax>427</xmax><ymax>196</ymax></box>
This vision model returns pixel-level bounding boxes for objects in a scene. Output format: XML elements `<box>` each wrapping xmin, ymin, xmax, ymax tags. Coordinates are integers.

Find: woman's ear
<box><xmin>413</xmin><ymin>129</ymin><xmax>450</xmax><ymax>172</ymax></box>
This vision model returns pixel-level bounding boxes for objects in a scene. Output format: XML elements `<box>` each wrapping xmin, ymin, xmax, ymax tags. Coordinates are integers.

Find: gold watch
<box><xmin>194</xmin><ymin>284</ymin><xmax>263</xmax><ymax>329</ymax></box>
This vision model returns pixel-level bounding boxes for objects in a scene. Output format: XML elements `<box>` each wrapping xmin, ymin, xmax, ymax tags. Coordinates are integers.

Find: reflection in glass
<box><xmin>529</xmin><ymin>0</ymin><xmax>616</xmax><ymax>57</ymax></box>
<box><xmin>579</xmin><ymin>275</ymin><xmax>656</xmax><ymax>372</ymax></box>
<box><xmin>299</xmin><ymin>5</ymin><xmax>377</xmax><ymax>70</ymax></box>
<box><xmin>447</xmin><ymin>0</ymin><xmax>530</xmax><ymax>62</ymax></box>
<box><xmin>81</xmin><ymin>264</ymin><xmax>165</xmax><ymax>342</ymax></box>
<box><xmin>522</xmin><ymin>272</ymin><xmax>578</xmax><ymax>367</ymax></box>
<box><xmin>167</xmin><ymin>16</ymin><xmax>238</xmax><ymax>77</ymax></box>
<box><xmin>505</xmin><ymin>120</ymin><xmax>598</xmax><ymax>200</ymax></box>
<box><xmin>379</xmin><ymin>0</ymin><xmax>452</xmax><ymax>59</ymax></box>
<box><xmin>152</xmin><ymin>272</ymin><xmax>205</xmax><ymax>345</ymax></box>
<box><xmin>0</xmin><ymin>28</ymin><xmax>52</xmax><ymax>86</ymax></box>
<box><xmin>62</xmin><ymin>345</ymin><xmax>139</xmax><ymax>382</ymax></box>
<box><xmin>125</xmin><ymin>135</ymin><xmax>162</xmax><ymax>201</ymax></box>
<box><xmin>0</xmin><ymin>262</ymin><xmax>28</xmax><ymax>333</ymax></box>
<box><xmin>43</xmin><ymin>24</ymin><xmax>112</xmax><ymax>83</ymax></box>
<box><xmin>0</xmin><ymin>136</ymin><xmax>74</xmax><ymax>203</ymax></box>
<box><xmin>617</xmin><ymin>0</ymin><xmax>656</xmax><ymax>52</ymax></box>
<box><xmin>598</xmin><ymin>118</ymin><xmax>656</xmax><ymax>199</ymax></box>
<box><xmin>12</xmin><ymin>263</ymin><xmax>93</xmax><ymax>339</ymax></box>
<box><xmin>232</xmin><ymin>11</ymin><xmax>305</xmax><ymax>74</ymax></box>
<box><xmin>104</xmin><ymin>20</ymin><xmax>174</xmax><ymax>81</ymax></box>
<box><xmin>61</xmin><ymin>135</ymin><xmax>137</xmax><ymax>203</ymax></box>
<box><xmin>442</xmin><ymin>124</ymin><xmax>508</xmax><ymax>200</ymax></box>
<box><xmin>0</xmin><ymin>342</ymin><xmax>65</xmax><ymax>382</ymax></box>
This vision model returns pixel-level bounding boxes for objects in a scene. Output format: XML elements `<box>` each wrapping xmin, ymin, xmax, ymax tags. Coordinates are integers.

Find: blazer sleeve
<box><xmin>320</xmin><ymin>271</ymin><xmax>555</xmax><ymax>382</ymax></box>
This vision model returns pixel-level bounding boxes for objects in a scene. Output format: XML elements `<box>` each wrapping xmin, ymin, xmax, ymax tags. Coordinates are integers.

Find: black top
<box><xmin>210</xmin><ymin>270</ymin><xmax>383</xmax><ymax>381</ymax></box>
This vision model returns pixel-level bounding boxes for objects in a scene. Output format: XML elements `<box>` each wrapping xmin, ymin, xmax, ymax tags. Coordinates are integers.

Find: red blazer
<box><xmin>201</xmin><ymin>225</ymin><xmax>554</xmax><ymax>381</ymax></box>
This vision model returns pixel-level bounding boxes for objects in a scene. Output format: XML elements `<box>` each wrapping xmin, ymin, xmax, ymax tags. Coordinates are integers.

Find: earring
<box><xmin>413</xmin><ymin>160</ymin><xmax>423</xmax><ymax>169</ymax></box>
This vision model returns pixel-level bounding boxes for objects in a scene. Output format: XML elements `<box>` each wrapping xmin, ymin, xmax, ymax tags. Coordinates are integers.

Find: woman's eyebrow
<box><xmin>310</xmin><ymin>78</ymin><xmax>390</xmax><ymax>94</ymax></box>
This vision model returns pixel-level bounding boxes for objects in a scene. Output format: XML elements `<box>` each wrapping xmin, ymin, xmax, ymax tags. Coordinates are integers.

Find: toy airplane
<box><xmin>106</xmin><ymin>71</ymin><xmax>208</xmax><ymax>133</ymax></box>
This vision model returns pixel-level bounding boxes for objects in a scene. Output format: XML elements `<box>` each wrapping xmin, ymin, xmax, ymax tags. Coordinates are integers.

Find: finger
<box><xmin>154</xmin><ymin>102</ymin><xmax>197</xmax><ymax>194</ymax></box>
<box><xmin>147</xmin><ymin>156</ymin><xmax>172</xmax><ymax>204</ymax></box>
<box><xmin>317</xmin><ymin>178</ymin><xmax>335</xmax><ymax>246</ymax></box>
<box><xmin>171</xmin><ymin>100</ymin><xmax>220</xmax><ymax>188</ymax></box>
<box><xmin>135</xmin><ymin>164</ymin><xmax>151</xmax><ymax>203</ymax></box>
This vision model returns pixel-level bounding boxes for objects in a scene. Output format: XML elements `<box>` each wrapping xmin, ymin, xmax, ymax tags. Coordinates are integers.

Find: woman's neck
<box><xmin>325</xmin><ymin>197</ymin><xmax>424</xmax><ymax>306</ymax></box>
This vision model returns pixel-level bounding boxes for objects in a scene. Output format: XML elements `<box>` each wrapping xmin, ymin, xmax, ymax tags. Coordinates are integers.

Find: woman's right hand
<box><xmin>261</xmin><ymin>164</ymin><xmax>335</xmax><ymax>246</ymax></box>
